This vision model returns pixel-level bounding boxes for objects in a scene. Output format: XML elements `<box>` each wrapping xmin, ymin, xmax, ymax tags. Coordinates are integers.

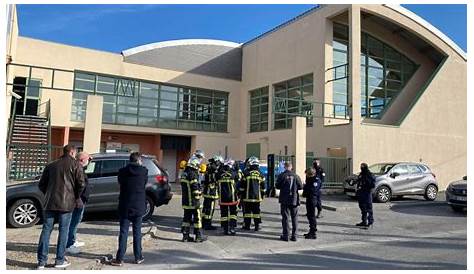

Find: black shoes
<box><xmin>356</xmin><ymin>222</ymin><xmax>373</xmax><ymax>229</ymax></box>
<box><xmin>290</xmin><ymin>235</ymin><xmax>297</xmax><ymax>242</ymax></box>
<box><xmin>229</xmin><ymin>228</ymin><xmax>236</xmax><ymax>236</ymax></box>
<box><xmin>280</xmin><ymin>235</ymin><xmax>289</xmax><ymax>242</ymax></box>
<box><xmin>356</xmin><ymin>222</ymin><xmax>368</xmax><ymax>227</ymax></box>
<box><xmin>316</xmin><ymin>212</ymin><xmax>323</xmax><ymax>219</ymax></box>
<box><xmin>304</xmin><ymin>233</ymin><xmax>317</xmax><ymax>239</ymax></box>
<box><xmin>254</xmin><ymin>224</ymin><xmax>260</xmax><ymax>231</ymax></box>
<box><xmin>195</xmin><ymin>234</ymin><xmax>207</xmax><ymax>243</ymax></box>
<box><xmin>182</xmin><ymin>234</ymin><xmax>193</xmax><ymax>242</ymax></box>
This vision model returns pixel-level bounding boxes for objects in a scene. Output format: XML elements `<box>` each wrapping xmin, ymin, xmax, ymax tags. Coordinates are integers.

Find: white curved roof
<box><xmin>122</xmin><ymin>39</ymin><xmax>241</xmax><ymax>57</ymax></box>
<box><xmin>384</xmin><ymin>4</ymin><xmax>466</xmax><ymax>61</ymax></box>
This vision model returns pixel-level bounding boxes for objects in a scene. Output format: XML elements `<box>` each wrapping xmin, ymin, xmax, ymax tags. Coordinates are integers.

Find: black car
<box><xmin>445</xmin><ymin>176</ymin><xmax>467</xmax><ymax>212</ymax></box>
<box><xmin>6</xmin><ymin>153</ymin><xmax>173</xmax><ymax>228</ymax></box>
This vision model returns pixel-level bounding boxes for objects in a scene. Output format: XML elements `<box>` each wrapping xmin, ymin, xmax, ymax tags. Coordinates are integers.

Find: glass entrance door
<box><xmin>23</xmin><ymin>79</ymin><xmax>41</xmax><ymax>116</ymax></box>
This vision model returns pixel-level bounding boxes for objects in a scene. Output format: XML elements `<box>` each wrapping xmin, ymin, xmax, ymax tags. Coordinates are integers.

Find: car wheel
<box><xmin>424</xmin><ymin>184</ymin><xmax>438</xmax><ymax>201</ymax></box>
<box><xmin>451</xmin><ymin>205</ymin><xmax>465</xmax><ymax>212</ymax></box>
<box><xmin>143</xmin><ymin>196</ymin><xmax>155</xmax><ymax>221</ymax></box>
<box><xmin>376</xmin><ymin>186</ymin><xmax>391</xmax><ymax>203</ymax></box>
<box><xmin>8</xmin><ymin>199</ymin><xmax>41</xmax><ymax>228</ymax></box>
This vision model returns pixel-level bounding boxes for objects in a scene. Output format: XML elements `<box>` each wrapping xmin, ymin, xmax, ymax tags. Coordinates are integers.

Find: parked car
<box><xmin>445</xmin><ymin>176</ymin><xmax>467</xmax><ymax>212</ymax></box>
<box><xmin>6</xmin><ymin>153</ymin><xmax>173</xmax><ymax>228</ymax></box>
<box><xmin>344</xmin><ymin>162</ymin><xmax>438</xmax><ymax>203</ymax></box>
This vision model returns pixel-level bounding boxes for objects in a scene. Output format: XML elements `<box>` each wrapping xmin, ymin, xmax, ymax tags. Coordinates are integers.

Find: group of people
<box><xmin>176</xmin><ymin>151</ymin><xmax>330</xmax><ymax>243</ymax></box>
<box><xmin>35</xmin><ymin>145</ymin><xmax>376</xmax><ymax>269</ymax></box>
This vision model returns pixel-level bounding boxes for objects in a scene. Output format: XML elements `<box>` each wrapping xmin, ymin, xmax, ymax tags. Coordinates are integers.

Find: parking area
<box><xmin>6</xmin><ymin>192</ymin><xmax>466</xmax><ymax>270</ymax></box>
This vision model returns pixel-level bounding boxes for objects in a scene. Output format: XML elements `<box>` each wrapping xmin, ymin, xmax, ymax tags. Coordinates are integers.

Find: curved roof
<box><xmin>384</xmin><ymin>5</ymin><xmax>466</xmax><ymax>61</ymax></box>
<box><xmin>122</xmin><ymin>39</ymin><xmax>242</xmax><ymax>80</ymax></box>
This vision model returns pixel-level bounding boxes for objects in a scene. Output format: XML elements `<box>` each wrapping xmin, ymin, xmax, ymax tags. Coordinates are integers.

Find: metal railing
<box><xmin>326</xmin><ymin>63</ymin><xmax>348</xmax><ymax>83</ymax></box>
<box><xmin>7</xmin><ymin>144</ymin><xmax>63</xmax><ymax>180</ymax></box>
<box><xmin>273</xmin><ymin>97</ymin><xmax>350</xmax><ymax>121</ymax></box>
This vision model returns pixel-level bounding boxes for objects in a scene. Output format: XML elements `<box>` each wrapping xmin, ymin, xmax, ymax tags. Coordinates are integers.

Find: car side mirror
<box><xmin>462</xmin><ymin>175</ymin><xmax>467</xmax><ymax>180</ymax></box>
<box><xmin>390</xmin><ymin>172</ymin><xmax>399</xmax><ymax>178</ymax></box>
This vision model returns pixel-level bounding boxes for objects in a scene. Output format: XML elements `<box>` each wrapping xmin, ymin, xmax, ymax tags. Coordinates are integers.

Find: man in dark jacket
<box><xmin>356</xmin><ymin>163</ymin><xmax>376</xmax><ymax>229</ymax></box>
<box><xmin>66</xmin><ymin>152</ymin><xmax>91</xmax><ymax>255</ymax></box>
<box><xmin>111</xmin><ymin>152</ymin><xmax>148</xmax><ymax>266</ymax></box>
<box><xmin>275</xmin><ymin>162</ymin><xmax>303</xmax><ymax>242</ymax></box>
<box><xmin>217</xmin><ymin>159</ymin><xmax>239</xmax><ymax>235</ymax></box>
<box><xmin>37</xmin><ymin>144</ymin><xmax>85</xmax><ymax>269</ymax></box>
<box><xmin>302</xmin><ymin>167</ymin><xmax>321</xmax><ymax>239</ymax></box>
<box><xmin>312</xmin><ymin>158</ymin><xmax>325</xmax><ymax>218</ymax></box>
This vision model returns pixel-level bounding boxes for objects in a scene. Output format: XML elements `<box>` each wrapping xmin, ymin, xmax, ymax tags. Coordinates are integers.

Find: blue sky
<box><xmin>17</xmin><ymin>4</ymin><xmax>467</xmax><ymax>53</ymax></box>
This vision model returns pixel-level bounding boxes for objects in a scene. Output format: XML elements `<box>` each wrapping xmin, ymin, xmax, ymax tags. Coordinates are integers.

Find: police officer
<box><xmin>217</xmin><ymin>159</ymin><xmax>239</xmax><ymax>235</ymax></box>
<box><xmin>302</xmin><ymin>167</ymin><xmax>321</xmax><ymax>239</ymax></box>
<box><xmin>275</xmin><ymin>162</ymin><xmax>303</xmax><ymax>242</ymax></box>
<box><xmin>312</xmin><ymin>158</ymin><xmax>325</xmax><ymax>218</ymax></box>
<box><xmin>239</xmin><ymin>156</ymin><xmax>265</xmax><ymax>231</ymax></box>
<box><xmin>355</xmin><ymin>162</ymin><xmax>376</xmax><ymax>229</ymax></box>
<box><xmin>180</xmin><ymin>157</ymin><xmax>206</xmax><ymax>242</ymax></box>
<box><xmin>202</xmin><ymin>155</ymin><xmax>223</xmax><ymax>230</ymax></box>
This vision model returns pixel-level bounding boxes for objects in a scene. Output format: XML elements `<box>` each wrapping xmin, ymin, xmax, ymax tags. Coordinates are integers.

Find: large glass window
<box><xmin>273</xmin><ymin>74</ymin><xmax>313</xmax><ymax>129</ymax></box>
<box><xmin>71</xmin><ymin>72</ymin><xmax>228</xmax><ymax>132</ymax></box>
<box><xmin>249</xmin><ymin>87</ymin><xmax>269</xmax><ymax>132</ymax></box>
<box><xmin>332</xmin><ymin>23</ymin><xmax>418</xmax><ymax>119</ymax></box>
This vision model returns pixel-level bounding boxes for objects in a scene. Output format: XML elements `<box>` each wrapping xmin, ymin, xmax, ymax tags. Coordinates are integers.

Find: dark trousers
<box><xmin>280</xmin><ymin>204</ymin><xmax>298</xmax><ymax>237</ymax></box>
<box><xmin>358</xmin><ymin>193</ymin><xmax>374</xmax><ymax>224</ymax></box>
<box><xmin>315</xmin><ymin>194</ymin><xmax>322</xmax><ymax>213</ymax></box>
<box><xmin>220</xmin><ymin>204</ymin><xmax>237</xmax><ymax>230</ymax></box>
<box><xmin>66</xmin><ymin>206</ymin><xmax>85</xmax><ymax>248</ymax></box>
<box><xmin>243</xmin><ymin>202</ymin><xmax>261</xmax><ymax>227</ymax></box>
<box><xmin>182</xmin><ymin>208</ymin><xmax>202</xmax><ymax>235</ymax></box>
<box><xmin>305</xmin><ymin>199</ymin><xmax>317</xmax><ymax>233</ymax></box>
<box><xmin>202</xmin><ymin>198</ymin><xmax>217</xmax><ymax>222</ymax></box>
<box><xmin>116</xmin><ymin>215</ymin><xmax>142</xmax><ymax>262</ymax></box>
<box><xmin>37</xmin><ymin>210</ymin><xmax>72</xmax><ymax>266</ymax></box>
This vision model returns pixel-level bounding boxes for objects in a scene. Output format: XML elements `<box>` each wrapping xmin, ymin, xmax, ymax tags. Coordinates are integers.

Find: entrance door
<box><xmin>162</xmin><ymin>149</ymin><xmax>177</xmax><ymax>182</ymax></box>
<box><xmin>11</xmin><ymin>77</ymin><xmax>41</xmax><ymax>116</ymax></box>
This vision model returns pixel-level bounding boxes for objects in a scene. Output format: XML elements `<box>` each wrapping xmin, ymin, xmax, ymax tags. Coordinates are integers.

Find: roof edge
<box><xmin>383</xmin><ymin>4</ymin><xmax>466</xmax><ymax>61</ymax></box>
<box><xmin>122</xmin><ymin>39</ymin><xmax>242</xmax><ymax>57</ymax></box>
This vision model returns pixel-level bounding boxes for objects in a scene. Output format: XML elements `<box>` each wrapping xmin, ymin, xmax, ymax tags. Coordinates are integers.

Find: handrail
<box><xmin>273</xmin><ymin>97</ymin><xmax>350</xmax><ymax>120</ymax></box>
<box><xmin>7</xmin><ymin>97</ymin><xmax>17</xmax><ymax>144</ymax></box>
<box><xmin>326</xmin><ymin>63</ymin><xmax>349</xmax><ymax>83</ymax></box>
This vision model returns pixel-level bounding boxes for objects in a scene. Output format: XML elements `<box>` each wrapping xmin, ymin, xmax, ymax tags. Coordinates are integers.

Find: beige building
<box><xmin>5</xmin><ymin>4</ymin><xmax>466</xmax><ymax>188</ymax></box>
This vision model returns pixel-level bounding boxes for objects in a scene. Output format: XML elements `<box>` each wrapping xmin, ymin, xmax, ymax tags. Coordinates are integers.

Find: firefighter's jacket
<box><xmin>202</xmin><ymin>164</ymin><xmax>220</xmax><ymax>199</ymax></box>
<box><xmin>180</xmin><ymin>167</ymin><xmax>201</xmax><ymax>209</ymax></box>
<box><xmin>240</xmin><ymin>168</ymin><xmax>266</xmax><ymax>203</ymax></box>
<box><xmin>217</xmin><ymin>170</ymin><xmax>239</xmax><ymax>206</ymax></box>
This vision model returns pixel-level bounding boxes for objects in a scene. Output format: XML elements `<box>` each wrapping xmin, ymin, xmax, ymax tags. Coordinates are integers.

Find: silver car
<box><xmin>344</xmin><ymin>162</ymin><xmax>438</xmax><ymax>203</ymax></box>
<box><xmin>445</xmin><ymin>176</ymin><xmax>467</xmax><ymax>212</ymax></box>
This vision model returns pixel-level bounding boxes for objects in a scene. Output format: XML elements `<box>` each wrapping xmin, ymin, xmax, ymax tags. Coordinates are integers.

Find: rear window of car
<box><xmin>418</xmin><ymin>165</ymin><xmax>430</xmax><ymax>173</ymax></box>
<box><xmin>407</xmin><ymin>164</ymin><xmax>422</xmax><ymax>174</ymax></box>
<box><xmin>142</xmin><ymin>158</ymin><xmax>161</xmax><ymax>176</ymax></box>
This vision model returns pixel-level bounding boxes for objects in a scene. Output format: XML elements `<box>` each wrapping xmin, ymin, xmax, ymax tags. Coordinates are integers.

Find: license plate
<box><xmin>455</xmin><ymin>196</ymin><xmax>467</xmax><ymax>201</ymax></box>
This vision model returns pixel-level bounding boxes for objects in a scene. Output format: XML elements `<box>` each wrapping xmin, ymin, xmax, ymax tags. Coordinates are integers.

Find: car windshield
<box><xmin>369</xmin><ymin>163</ymin><xmax>396</xmax><ymax>175</ymax></box>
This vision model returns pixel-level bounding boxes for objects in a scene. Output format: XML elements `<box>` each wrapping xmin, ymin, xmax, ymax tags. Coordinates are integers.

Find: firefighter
<box><xmin>202</xmin><ymin>155</ymin><xmax>223</xmax><ymax>230</ymax></box>
<box><xmin>312</xmin><ymin>158</ymin><xmax>326</xmax><ymax>218</ymax></box>
<box><xmin>217</xmin><ymin>159</ymin><xmax>239</xmax><ymax>235</ymax></box>
<box><xmin>240</xmin><ymin>156</ymin><xmax>265</xmax><ymax>231</ymax></box>
<box><xmin>193</xmin><ymin>150</ymin><xmax>205</xmax><ymax>161</ymax></box>
<box><xmin>180</xmin><ymin>157</ymin><xmax>206</xmax><ymax>242</ymax></box>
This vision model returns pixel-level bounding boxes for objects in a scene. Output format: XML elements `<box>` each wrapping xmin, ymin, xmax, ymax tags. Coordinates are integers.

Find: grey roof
<box><xmin>122</xmin><ymin>39</ymin><xmax>242</xmax><ymax>81</ymax></box>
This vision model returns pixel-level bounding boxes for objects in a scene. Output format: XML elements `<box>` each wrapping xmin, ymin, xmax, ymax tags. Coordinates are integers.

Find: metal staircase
<box><xmin>7</xmin><ymin>100</ymin><xmax>52</xmax><ymax>180</ymax></box>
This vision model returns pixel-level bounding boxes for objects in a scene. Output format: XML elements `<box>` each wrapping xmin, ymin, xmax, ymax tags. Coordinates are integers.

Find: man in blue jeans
<box><xmin>66</xmin><ymin>152</ymin><xmax>91</xmax><ymax>254</ymax></box>
<box><xmin>37</xmin><ymin>144</ymin><xmax>85</xmax><ymax>269</ymax></box>
<box><xmin>110</xmin><ymin>152</ymin><xmax>148</xmax><ymax>266</ymax></box>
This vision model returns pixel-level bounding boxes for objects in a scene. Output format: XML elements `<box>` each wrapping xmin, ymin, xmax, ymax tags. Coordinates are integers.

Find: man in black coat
<box><xmin>37</xmin><ymin>144</ymin><xmax>85</xmax><ymax>269</ymax></box>
<box><xmin>356</xmin><ymin>163</ymin><xmax>376</xmax><ymax>229</ymax></box>
<box><xmin>275</xmin><ymin>162</ymin><xmax>303</xmax><ymax>242</ymax></box>
<box><xmin>111</xmin><ymin>152</ymin><xmax>148</xmax><ymax>266</ymax></box>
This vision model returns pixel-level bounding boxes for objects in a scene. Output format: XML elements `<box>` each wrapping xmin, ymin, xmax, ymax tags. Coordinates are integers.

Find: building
<box><xmin>5</xmin><ymin>4</ymin><xmax>466</xmax><ymax>188</ymax></box>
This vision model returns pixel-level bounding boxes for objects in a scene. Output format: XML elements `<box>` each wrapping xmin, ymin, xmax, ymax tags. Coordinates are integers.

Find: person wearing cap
<box><xmin>65</xmin><ymin>152</ymin><xmax>91</xmax><ymax>255</ymax></box>
<box><xmin>355</xmin><ymin>163</ymin><xmax>376</xmax><ymax>229</ymax></box>
<box><xmin>202</xmin><ymin>155</ymin><xmax>223</xmax><ymax>230</ymax></box>
<box><xmin>217</xmin><ymin>159</ymin><xmax>239</xmax><ymax>235</ymax></box>
<box><xmin>239</xmin><ymin>156</ymin><xmax>265</xmax><ymax>231</ymax></box>
<box><xmin>312</xmin><ymin>158</ymin><xmax>325</xmax><ymax>218</ymax></box>
<box><xmin>302</xmin><ymin>167</ymin><xmax>320</xmax><ymax>239</ymax></box>
<box><xmin>180</xmin><ymin>157</ymin><xmax>206</xmax><ymax>242</ymax></box>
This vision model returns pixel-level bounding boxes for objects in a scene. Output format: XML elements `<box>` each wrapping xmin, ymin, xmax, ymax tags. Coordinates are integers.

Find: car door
<box><xmin>388</xmin><ymin>164</ymin><xmax>411</xmax><ymax>194</ymax></box>
<box><xmin>84</xmin><ymin>160</ymin><xmax>103</xmax><ymax>210</ymax></box>
<box><xmin>97</xmin><ymin>159</ymin><xmax>128</xmax><ymax>210</ymax></box>
<box><xmin>406</xmin><ymin>164</ymin><xmax>426</xmax><ymax>194</ymax></box>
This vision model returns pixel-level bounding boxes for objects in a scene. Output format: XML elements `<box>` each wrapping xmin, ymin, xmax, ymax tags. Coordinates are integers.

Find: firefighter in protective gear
<box><xmin>240</xmin><ymin>156</ymin><xmax>265</xmax><ymax>231</ymax></box>
<box><xmin>180</xmin><ymin>157</ymin><xmax>206</xmax><ymax>242</ymax></box>
<box><xmin>202</xmin><ymin>155</ymin><xmax>223</xmax><ymax>230</ymax></box>
<box><xmin>218</xmin><ymin>159</ymin><xmax>239</xmax><ymax>235</ymax></box>
<box><xmin>193</xmin><ymin>150</ymin><xmax>205</xmax><ymax>161</ymax></box>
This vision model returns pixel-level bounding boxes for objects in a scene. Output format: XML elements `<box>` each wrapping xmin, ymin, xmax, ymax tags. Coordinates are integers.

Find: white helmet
<box><xmin>186</xmin><ymin>156</ymin><xmax>201</xmax><ymax>170</ymax></box>
<box><xmin>194</xmin><ymin>150</ymin><xmax>205</xmax><ymax>159</ymax></box>
<box><xmin>212</xmin><ymin>155</ymin><xmax>224</xmax><ymax>164</ymax></box>
<box><xmin>248</xmin><ymin>156</ymin><xmax>260</xmax><ymax>167</ymax></box>
<box><xmin>224</xmin><ymin>158</ymin><xmax>235</xmax><ymax>168</ymax></box>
